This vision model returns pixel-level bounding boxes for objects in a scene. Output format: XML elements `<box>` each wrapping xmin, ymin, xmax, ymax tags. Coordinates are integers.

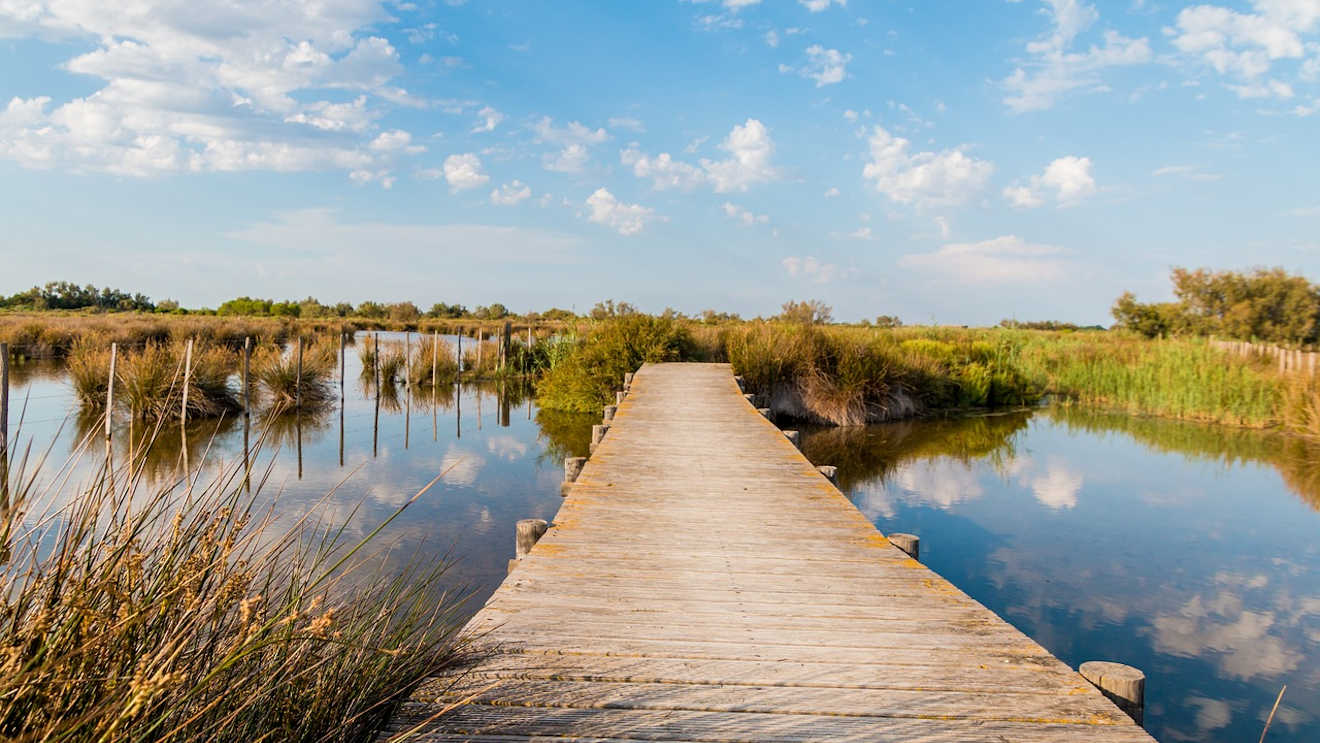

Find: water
<box><xmin>801</xmin><ymin>409</ymin><xmax>1320</xmax><ymax>743</ymax></box>
<box><xmin>5</xmin><ymin>346</ymin><xmax>1318</xmax><ymax>742</ymax></box>
<box><xmin>3</xmin><ymin>332</ymin><xmax>596</xmax><ymax>611</ymax></box>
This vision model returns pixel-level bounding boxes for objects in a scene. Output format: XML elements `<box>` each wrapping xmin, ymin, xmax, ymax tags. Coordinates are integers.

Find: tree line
<box><xmin>1112</xmin><ymin>267</ymin><xmax>1320</xmax><ymax>345</ymax></box>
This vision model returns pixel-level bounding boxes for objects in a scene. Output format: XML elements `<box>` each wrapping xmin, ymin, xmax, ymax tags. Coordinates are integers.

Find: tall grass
<box><xmin>0</xmin><ymin>422</ymin><xmax>468</xmax><ymax>742</ymax></box>
<box><xmin>0</xmin><ymin>314</ymin><xmax>295</xmax><ymax>360</ymax></box>
<box><xmin>253</xmin><ymin>341</ymin><xmax>337</xmax><ymax>412</ymax></box>
<box><xmin>536</xmin><ymin>315</ymin><xmax>694</xmax><ymax>413</ymax></box>
<box><xmin>406</xmin><ymin>336</ymin><xmax>458</xmax><ymax>387</ymax></box>
<box><xmin>64</xmin><ymin>340</ymin><xmax>242</xmax><ymax>421</ymax></box>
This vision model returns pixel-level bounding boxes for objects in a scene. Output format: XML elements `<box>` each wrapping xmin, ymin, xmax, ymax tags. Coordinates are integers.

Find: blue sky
<box><xmin>1</xmin><ymin>0</ymin><xmax>1317</xmax><ymax>324</ymax></box>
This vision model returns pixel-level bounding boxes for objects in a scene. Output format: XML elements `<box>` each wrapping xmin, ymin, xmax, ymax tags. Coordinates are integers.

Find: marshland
<box><xmin>3</xmin><ymin>267</ymin><xmax>1320</xmax><ymax>743</ymax></box>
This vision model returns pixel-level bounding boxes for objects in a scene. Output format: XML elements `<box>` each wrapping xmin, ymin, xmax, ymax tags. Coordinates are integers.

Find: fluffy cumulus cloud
<box><xmin>533</xmin><ymin>117</ymin><xmax>608</xmax><ymax>174</ymax></box>
<box><xmin>781</xmin><ymin>255</ymin><xmax>850</xmax><ymax>283</ymax></box>
<box><xmin>1001</xmin><ymin>0</ymin><xmax>1152</xmax><ymax>112</ymax></box>
<box><xmin>1003</xmin><ymin>155</ymin><xmax>1096</xmax><ymax>208</ymax></box>
<box><xmin>471</xmin><ymin>106</ymin><xmax>504</xmax><ymax>133</ymax></box>
<box><xmin>0</xmin><ymin>0</ymin><xmax>436</xmax><ymax>180</ymax></box>
<box><xmin>442</xmin><ymin>153</ymin><xmax>489</xmax><ymax>191</ymax></box>
<box><xmin>862</xmin><ymin>126</ymin><xmax>993</xmax><ymax>208</ymax></box>
<box><xmin>585</xmin><ymin>188</ymin><xmax>657</xmax><ymax>235</ymax></box>
<box><xmin>1170</xmin><ymin>0</ymin><xmax>1320</xmax><ymax>100</ymax></box>
<box><xmin>621</xmin><ymin>118</ymin><xmax>780</xmax><ymax>193</ymax></box>
<box><xmin>899</xmin><ymin>235</ymin><xmax>1068</xmax><ymax>283</ymax></box>
<box><xmin>779</xmin><ymin>45</ymin><xmax>852</xmax><ymax>86</ymax></box>
<box><xmin>490</xmin><ymin>180</ymin><xmax>531</xmax><ymax>205</ymax></box>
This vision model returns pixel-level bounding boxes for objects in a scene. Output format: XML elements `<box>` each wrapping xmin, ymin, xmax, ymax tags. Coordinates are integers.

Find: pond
<box><xmin>801</xmin><ymin>408</ymin><xmax>1320</xmax><ymax>743</ymax></box>
<box><xmin>4</xmin><ymin>344</ymin><xmax>1318</xmax><ymax>743</ymax></box>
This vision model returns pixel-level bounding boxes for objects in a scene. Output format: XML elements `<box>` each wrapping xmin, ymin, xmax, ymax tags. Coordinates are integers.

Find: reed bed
<box><xmin>406</xmin><ymin>336</ymin><xmax>458</xmax><ymax>387</ymax></box>
<box><xmin>0</xmin><ymin>424</ymin><xmax>468</xmax><ymax>743</ymax></box>
<box><xmin>63</xmin><ymin>340</ymin><xmax>242</xmax><ymax>421</ymax></box>
<box><xmin>0</xmin><ymin>313</ymin><xmax>296</xmax><ymax>359</ymax></box>
<box><xmin>253</xmin><ymin>342</ymin><xmax>338</xmax><ymax>411</ymax></box>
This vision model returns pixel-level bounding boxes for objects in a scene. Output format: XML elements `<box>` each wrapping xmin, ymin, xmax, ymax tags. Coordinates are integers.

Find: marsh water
<box><xmin>5</xmin><ymin>342</ymin><xmax>1319</xmax><ymax>743</ymax></box>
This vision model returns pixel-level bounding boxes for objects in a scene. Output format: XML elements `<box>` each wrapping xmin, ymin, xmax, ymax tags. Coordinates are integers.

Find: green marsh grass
<box><xmin>253</xmin><ymin>341</ymin><xmax>337</xmax><ymax>412</ymax></box>
<box><xmin>0</xmin><ymin>421</ymin><xmax>469</xmax><ymax>743</ymax></box>
<box><xmin>406</xmin><ymin>336</ymin><xmax>458</xmax><ymax>387</ymax></box>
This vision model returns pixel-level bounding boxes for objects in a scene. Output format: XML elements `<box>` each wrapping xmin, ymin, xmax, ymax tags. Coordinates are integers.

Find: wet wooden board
<box><xmin>385</xmin><ymin>363</ymin><xmax>1155</xmax><ymax>742</ymax></box>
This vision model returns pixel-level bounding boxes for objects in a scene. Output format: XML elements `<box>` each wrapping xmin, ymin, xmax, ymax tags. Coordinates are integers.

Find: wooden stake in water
<box><xmin>181</xmin><ymin>338</ymin><xmax>193</xmax><ymax>426</ymax></box>
<box><xmin>432</xmin><ymin>330</ymin><xmax>439</xmax><ymax>441</ymax></box>
<box><xmin>339</xmin><ymin>330</ymin><xmax>346</xmax><ymax>399</ymax></box>
<box><xmin>373</xmin><ymin>332</ymin><xmax>380</xmax><ymax>458</ymax></box>
<box><xmin>405</xmin><ymin>331</ymin><xmax>412</xmax><ymax>391</ymax></box>
<box><xmin>105</xmin><ymin>343</ymin><xmax>117</xmax><ymax>469</ymax></box>
<box><xmin>456</xmin><ymin>326</ymin><xmax>463</xmax><ymax>373</ymax></box>
<box><xmin>476</xmin><ymin>327</ymin><xmax>484</xmax><ymax>374</ymax></box>
<box><xmin>295</xmin><ymin>336</ymin><xmax>303</xmax><ymax>410</ymax></box>
<box><xmin>242</xmin><ymin>337</ymin><xmax>251</xmax><ymax>415</ymax></box>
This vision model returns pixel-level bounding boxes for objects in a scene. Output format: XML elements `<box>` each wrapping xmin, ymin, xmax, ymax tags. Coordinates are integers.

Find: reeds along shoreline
<box><xmin>0</xmin><ymin>422</ymin><xmax>469</xmax><ymax>743</ymax></box>
<box><xmin>537</xmin><ymin>317</ymin><xmax>1320</xmax><ymax>435</ymax></box>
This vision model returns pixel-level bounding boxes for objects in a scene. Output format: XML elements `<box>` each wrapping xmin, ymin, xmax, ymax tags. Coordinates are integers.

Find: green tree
<box><xmin>778</xmin><ymin>299</ymin><xmax>832</xmax><ymax>325</ymax></box>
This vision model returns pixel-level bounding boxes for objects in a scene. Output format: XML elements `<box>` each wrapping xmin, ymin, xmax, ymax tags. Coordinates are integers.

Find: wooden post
<box><xmin>888</xmin><ymin>533</ymin><xmax>919</xmax><ymax>560</ymax></box>
<box><xmin>242</xmin><ymin>337</ymin><xmax>251</xmax><ymax>415</ymax></box>
<box><xmin>106</xmin><ymin>343</ymin><xmax>117</xmax><ymax>445</ymax></box>
<box><xmin>339</xmin><ymin>330</ymin><xmax>346</xmax><ymax>399</ymax></box>
<box><xmin>295</xmin><ymin>336</ymin><xmax>303</xmax><ymax>409</ymax></box>
<box><xmin>502</xmin><ymin>320</ymin><xmax>512</xmax><ymax>372</ymax></box>
<box><xmin>373</xmin><ymin>333</ymin><xmax>380</xmax><ymax>458</ymax></box>
<box><xmin>526</xmin><ymin>326</ymin><xmax>533</xmax><ymax>377</ymax></box>
<box><xmin>404</xmin><ymin>331</ymin><xmax>411</xmax><ymax>390</ymax></box>
<box><xmin>431</xmin><ymin>330</ymin><xmax>439</xmax><ymax>389</ymax></box>
<box><xmin>783</xmin><ymin>429</ymin><xmax>799</xmax><ymax>448</ymax></box>
<box><xmin>743</xmin><ymin>392</ymin><xmax>756</xmax><ymax>404</ymax></box>
<box><xmin>757</xmin><ymin>407</ymin><xmax>771</xmax><ymax>418</ymax></box>
<box><xmin>563</xmin><ymin>456</ymin><xmax>587</xmax><ymax>483</ymax></box>
<box><xmin>476</xmin><ymin>328</ymin><xmax>483</xmax><ymax>373</ymax></box>
<box><xmin>817</xmin><ymin>465</ymin><xmax>837</xmax><ymax>484</ymax></box>
<box><xmin>624</xmin><ymin>371</ymin><xmax>635</xmax><ymax>389</ymax></box>
<box><xmin>181</xmin><ymin>338</ymin><xmax>193</xmax><ymax>425</ymax></box>
<box><xmin>515</xmin><ymin>518</ymin><xmax>549</xmax><ymax>558</ymax></box>
<box><xmin>1079</xmin><ymin>661</ymin><xmax>1145</xmax><ymax>725</ymax></box>
<box><xmin>456</xmin><ymin>326</ymin><xmax>463</xmax><ymax>373</ymax></box>
<box><xmin>590</xmin><ymin>423</ymin><xmax>609</xmax><ymax>452</ymax></box>
<box><xmin>603</xmin><ymin>404</ymin><xmax>617</xmax><ymax>422</ymax></box>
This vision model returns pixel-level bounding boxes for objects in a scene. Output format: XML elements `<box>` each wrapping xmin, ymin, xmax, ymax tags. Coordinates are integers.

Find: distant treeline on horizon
<box><xmin>2</xmin><ymin>265</ymin><xmax>1318</xmax><ymax>345</ymax></box>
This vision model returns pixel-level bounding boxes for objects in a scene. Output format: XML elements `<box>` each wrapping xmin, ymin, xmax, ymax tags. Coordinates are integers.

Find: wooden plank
<box><xmin>386</xmin><ymin>363</ymin><xmax>1154</xmax><ymax>742</ymax></box>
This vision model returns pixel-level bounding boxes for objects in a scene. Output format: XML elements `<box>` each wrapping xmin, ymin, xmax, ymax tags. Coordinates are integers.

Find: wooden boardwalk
<box><xmin>386</xmin><ymin>363</ymin><xmax>1156</xmax><ymax>742</ymax></box>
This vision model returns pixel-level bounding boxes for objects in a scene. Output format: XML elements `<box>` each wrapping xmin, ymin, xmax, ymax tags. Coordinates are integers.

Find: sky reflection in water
<box><xmin>802</xmin><ymin>410</ymin><xmax>1320</xmax><ymax>743</ymax></box>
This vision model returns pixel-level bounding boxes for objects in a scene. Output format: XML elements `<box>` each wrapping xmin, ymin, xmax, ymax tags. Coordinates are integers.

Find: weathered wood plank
<box><xmin>386</xmin><ymin>363</ymin><xmax>1155</xmax><ymax>742</ymax></box>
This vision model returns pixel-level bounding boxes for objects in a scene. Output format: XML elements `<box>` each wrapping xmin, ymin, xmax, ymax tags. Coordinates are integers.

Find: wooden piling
<box><xmin>624</xmin><ymin>371</ymin><xmax>635</xmax><ymax>389</ymax></box>
<box><xmin>242</xmin><ymin>337</ymin><xmax>251</xmax><ymax>415</ymax></box>
<box><xmin>106</xmin><ymin>343</ymin><xmax>117</xmax><ymax>446</ymax></box>
<box><xmin>756</xmin><ymin>407</ymin><xmax>771</xmax><ymax>417</ymax></box>
<box><xmin>339</xmin><ymin>330</ymin><xmax>346</xmax><ymax>399</ymax></box>
<box><xmin>373</xmin><ymin>333</ymin><xmax>380</xmax><ymax>457</ymax></box>
<box><xmin>888</xmin><ymin>533</ymin><xmax>919</xmax><ymax>560</ymax></box>
<box><xmin>181</xmin><ymin>338</ymin><xmax>193</xmax><ymax>425</ymax></box>
<box><xmin>515</xmin><ymin>518</ymin><xmax>549</xmax><ymax>558</ymax></box>
<box><xmin>616</xmin><ymin>390</ymin><xmax>626</xmax><ymax>405</ymax></box>
<box><xmin>1079</xmin><ymin>661</ymin><xmax>1145</xmax><ymax>725</ymax></box>
<box><xmin>476</xmin><ymin>328</ymin><xmax>484</xmax><ymax>372</ymax></box>
<box><xmin>783</xmin><ymin>429</ymin><xmax>799</xmax><ymax>448</ymax></box>
<box><xmin>563</xmin><ymin>456</ymin><xmax>587</xmax><ymax>483</ymax></box>
<box><xmin>502</xmin><ymin>320</ymin><xmax>512</xmax><ymax>372</ymax></box>
<box><xmin>456</xmin><ymin>327</ymin><xmax>463</xmax><ymax>373</ymax></box>
<box><xmin>603</xmin><ymin>405</ymin><xmax>617</xmax><ymax>422</ymax></box>
<box><xmin>404</xmin><ymin>332</ymin><xmax>411</xmax><ymax>390</ymax></box>
<box><xmin>743</xmin><ymin>392</ymin><xmax>755</xmax><ymax>404</ymax></box>
<box><xmin>431</xmin><ymin>330</ymin><xmax>439</xmax><ymax>389</ymax></box>
<box><xmin>590</xmin><ymin>423</ymin><xmax>609</xmax><ymax>452</ymax></box>
<box><xmin>817</xmin><ymin>465</ymin><xmax>837</xmax><ymax>484</ymax></box>
<box><xmin>295</xmin><ymin>336</ymin><xmax>303</xmax><ymax>409</ymax></box>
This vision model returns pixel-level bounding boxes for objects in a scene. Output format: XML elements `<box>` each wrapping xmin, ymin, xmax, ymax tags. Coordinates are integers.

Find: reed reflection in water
<box><xmin>801</xmin><ymin>409</ymin><xmax>1320</xmax><ymax>743</ymax></box>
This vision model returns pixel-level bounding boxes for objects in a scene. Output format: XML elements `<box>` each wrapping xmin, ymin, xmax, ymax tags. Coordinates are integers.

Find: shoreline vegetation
<box><xmin>0</xmin><ymin>418</ymin><xmax>469</xmax><ymax>743</ymax></box>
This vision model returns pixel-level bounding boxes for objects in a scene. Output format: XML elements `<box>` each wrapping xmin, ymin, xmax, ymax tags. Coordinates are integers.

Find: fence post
<box><xmin>339</xmin><ymin>330</ymin><xmax>346</xmax><ymax>399</ymax></box>
<box><xmin>0</xmin><ymin>343</ymin><xmax>8</xmax><ymax>468</ymax></box>
<box><xmin>181</xmin><ymin>338</ymin><xmax>193</xmax><ymax>426</ymax></box>
<box><xmin>106</xmin><ymin>343</ymin><xmax>117</xmax><ymax>446</ymax></box>
<box><xmin>242</xmin><ymin>337</ymin><xmax>251</xmax><ymax>415</ymax></box>
<box><xmin>432</xmin><ymin>330</ymin><xmax>439</xmax><ymax>389</ymax></box>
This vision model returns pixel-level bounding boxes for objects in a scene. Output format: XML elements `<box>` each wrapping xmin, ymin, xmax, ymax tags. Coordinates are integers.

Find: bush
<box><xmin>537</xmin><ymin>315</ymin><xmax>694</xmax><ymax>412</ymax></box>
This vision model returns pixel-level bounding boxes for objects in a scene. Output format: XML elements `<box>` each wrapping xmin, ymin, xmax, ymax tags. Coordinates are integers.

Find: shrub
<box><xmin>537</xmin><ymin>315</ymin><xmax>694</xmax><ymax>412</ymax></box>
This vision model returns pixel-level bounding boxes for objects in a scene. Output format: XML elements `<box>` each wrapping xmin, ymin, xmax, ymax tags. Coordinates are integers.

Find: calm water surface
<box><xmin>5</xmin><ymin>345</ymin><xmax>1318</xmax><ymax>742</ymax></box>
<box><xmin>802</xmin><ymin>409</ymin><xmax>1320</xmax><ymax>743</ymax></box>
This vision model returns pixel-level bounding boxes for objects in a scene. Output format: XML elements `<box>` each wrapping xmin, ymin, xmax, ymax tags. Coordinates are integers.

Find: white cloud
<box><xmin>585</xmin><ymin>188</ymin><xmax>657</xmax><ymax>235</ymax></box>
<box><xmin>471</xmin><ymin>106</ymin><xmax>504</xmax><ymax>133</ymax></box>
<box><xmin>862</xmin><ymin>126</ymin><xmax>994</xmax><ymax>208</ymax></box>
<box><xmin>1170</xmin><ymin>0</ymin><xmax>1320</xmax><ymax>99</ymax></box>
<box><xmin>1029</xmin><ymin>462</ymin><xmax>1083</xmax><ymax>509</ymax></box>
<box><xmin>900</xmin><ymin>235</ymin><xmax>1068</xmax><ymax>283</ymax></box>
<box><xmin>701</xmin><ymin>118</ymin><xmax>780</xmax><ymax>192</ymax></box>
<box><xmin>621</xmin><ymin>118</ymin><xmax>779</xmax><ymax>193</ymax></box>
<box><xmin>1003</xmin><ymin>155</ymin><xmax>1096</xmax><ymax>208</ymax></box>
<box><xmin>442</xmin><ymin>152</ymin><xmax>489</xmax><ymax>191</ymax></box>
<box><xmin>1001</xmin><ymin>1</ymin><xmax>1152</xmax><ymax>112</ymax></box>
<box><xmin>0</xmin><ymin>2</ymin><xmax>423</xmax><ymax>177</ymax></box>
<box><xmin>799</xmin><ymin>0</ymin><xmax>845</xmax><ymax>11</ymax></box>
<box><xmin>533</xmin><ymin>117</ymin><xmax>607</xmax><ymax>174</ymax></box>
<box><xmin>721</xmin><ymin>202</ymin><xmax>769</xmax><ymax>226</ymax></box>
<box><xmin>779</xmin><ymin>45</ymin><xmax>852</xmax><ymax>86</ymax></box>
<box><xmin>490</xmin><ymin>180</ymin><xmax>531</xmax><ymax>205</ymax></box>
<box><xmin>824</xmin><ymin>186</ymin><xmax>840</xmax><ymax>197</ymax></box>
<box><xmin>1153</xmin><ymin>164</ymin><xmax>1223</xmax><ymax>181</ymax></box>
<box><xmin>368</xmin><ymin>129</ymin><xmax>424</xmax><ymax>153</ymax></box>
<box><xmin>764</xmin><ymin>29</ymin><xmax>780</xmax><ymax>47</ymax></box>
<box><xmin>781</xmin><ymin>255</ymin><xmax>850</xmax><ymax>283</ymax></box>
